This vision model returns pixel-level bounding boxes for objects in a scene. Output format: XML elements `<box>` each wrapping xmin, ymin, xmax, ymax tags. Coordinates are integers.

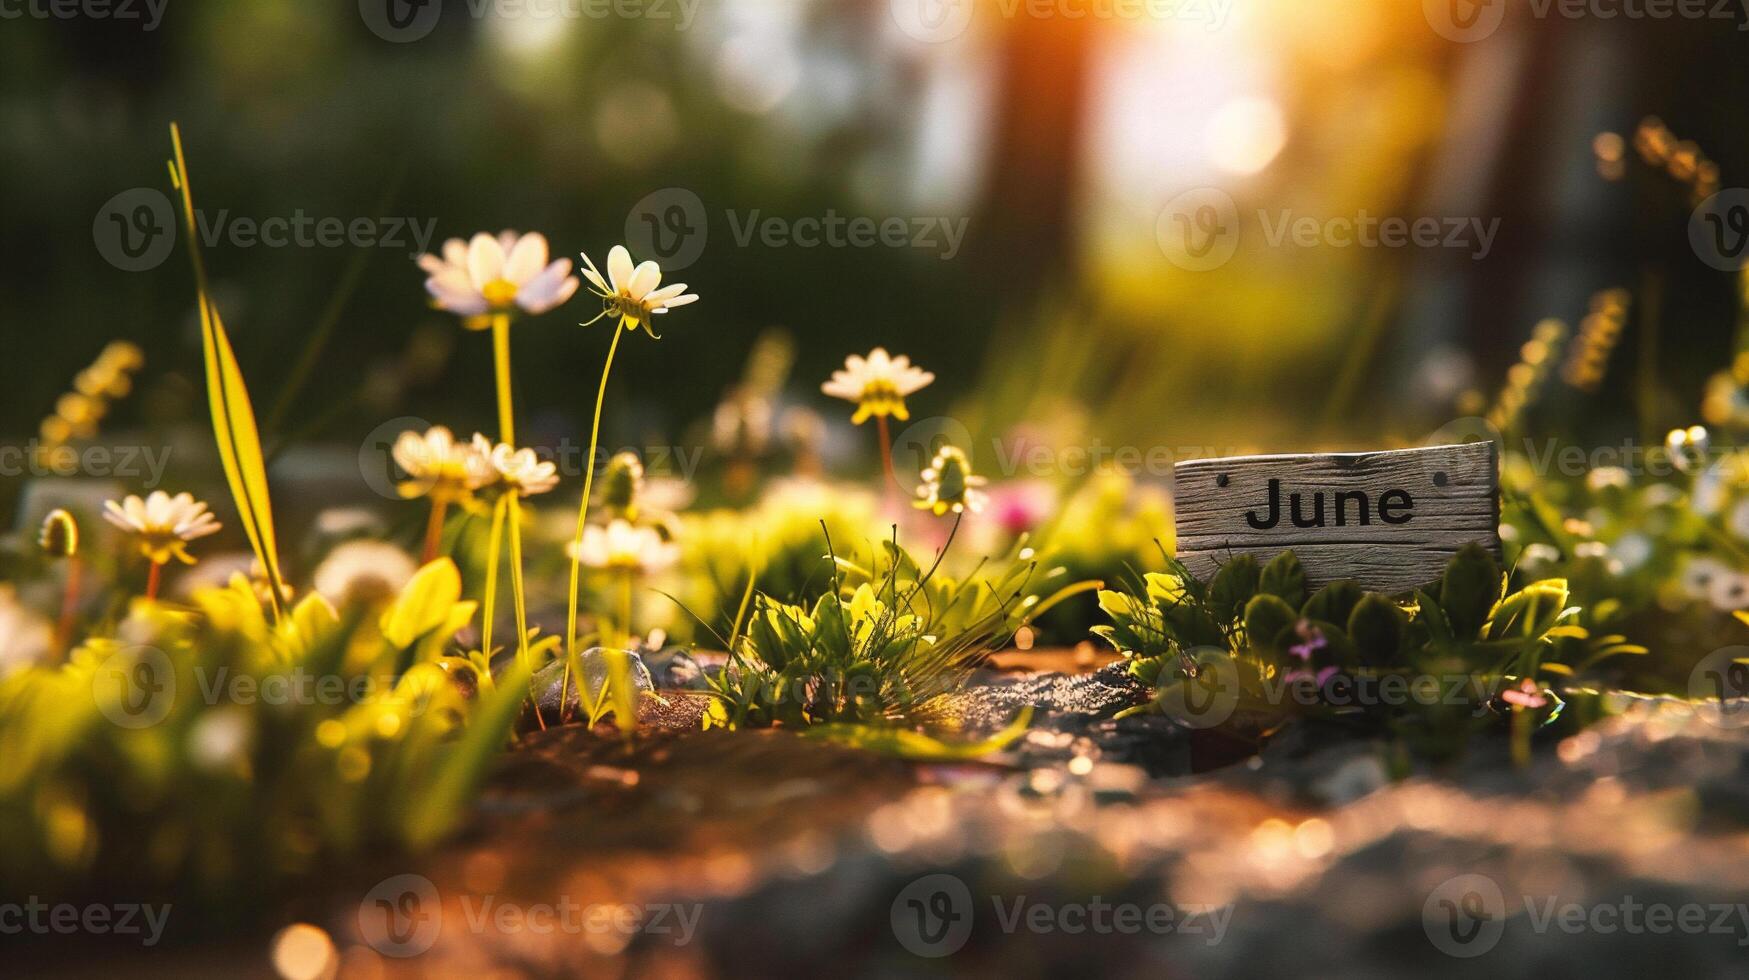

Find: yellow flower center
<box><xmin>482</xmin><ymin>278</ymin><xmax>520</xmax><ymax>309</ymax></box>
<box><xmin>136</xmin><ymin>530</ymin><xmax>195</xmax><ymax>566</ymax></box>
<box><xmin>852</xmin><ymin>380</ymin><xmax>908</xmax><ymax>424</ymax></box>
<box><xmin>608</xmin><ymin>293</ymin><xmax>647</xmax><ymax>322</ymax></box>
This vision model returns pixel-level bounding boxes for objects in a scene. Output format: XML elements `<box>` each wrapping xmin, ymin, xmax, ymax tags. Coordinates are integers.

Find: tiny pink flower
<box><xmin>1288</xmin><ymin>620</ymin><xmax>1327</xmax><ymax>661</ymax></box>
<box><xmin>1501</xmin><ymin>678</ymin><xmax>1548</xmax><ymax>709</ymax></box>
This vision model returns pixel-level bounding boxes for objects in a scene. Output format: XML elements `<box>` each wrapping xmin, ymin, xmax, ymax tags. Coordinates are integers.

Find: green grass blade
<box><xmin>168</xmin><ymin>123</ymin><xmax>288</xmax><ymax>621</ymax></box>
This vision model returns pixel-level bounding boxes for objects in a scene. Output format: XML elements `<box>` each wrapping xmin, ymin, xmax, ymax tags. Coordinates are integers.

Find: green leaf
<box><xmin>169</xmin><ymin>123</ymin><xmax>287</xmax><ymax>622</ymax></box>
<box><xmin>811</xmin><ymin>592</ymin><xmax>851</xmax><ymax>661</ymax></box>
<box><xmin>1143</xmin><ymin>572</ymin><xmax>1188</xmax><ymax>606</ymax></box>
<box><xmin>1258</xmin><ymin>552</ymin><xmax>1307</xmax><ymax>607</ymax></box>
<box><xmin>286</xmin><ymin>592</ymin><xmax>340</xmax><ymax>656</ymax></box>
<box><xmin>1416</xmin><ymin>590</ymin><xmax>1454</xmax><ymax>645</ymax></box>
<box><xmin>1305</xmin><ymin>620</ymin><xmax>1359</xmax><ymax>668</ymax></box>
<box><xmin>1244</xmin><ymin>593</ymin><xmax>1299</xmax><ymax>651</ymax></box>
<box><xmin>1098</xmin><ymin>588</ymin><xmax>1142</xmax><ymax>622</ymax></box>
<box><xmin>1161</xmin><ymin>601</ymin><xmax>1228</xmax><ymax>648</ymax></box>
<box><xmin>403</xmin><ymin>653</ymin><xmax>534</xmax><ymax>850</ymax></box>
<box><xmin>1128</xmin><ymin>656</ymin><xmax>1166</xmax><ymax>685</ymax></box>
<box><xmin>1208</xmin><ymin>556</ymin><xmax>1261</xmax><ymax>626</ymax></box>
<box><xmin>381</xmin><ymin>559</ymin><xmax>464</xmax><ymax>649</ymax></box>
<box><xmin>1303</xmin><ymin>581</ymin><xmax>1364</xmax><ymax>626</ymax></box>
<box><xmin>1487</xmin><ymin>579</ymin><xmax>1571</xmax><ymax>642</ymax></box>
<box><xmin>1440</xmin><ymin>543</ymin><xmax>1501</xmax><ymax>639</ymax></box>
<box><xmin>1348</xmin><ymin>594</ymin><xmax>1407</xmax><ymax>666</ymax></box>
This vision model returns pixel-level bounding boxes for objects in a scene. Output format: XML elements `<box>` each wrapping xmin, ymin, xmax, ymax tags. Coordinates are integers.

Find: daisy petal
<box><xmin>466</xmin><ymin>232</ymin><xmax>506</xmax><ymax>291</ymax></box>
<box><xmin>646</xmin><ymin>283</ymin><xmax>689</xmax><ymax>303</ymax></box>
<box><xmin>626</xmin><ymin>260</ymin><xmax>661</xmax><ymax>301</ymax></box>
<box><xmin>427</xmin><ymin>279</ymin><xmax>489</xmax><ymax>316</ymax></box>
<box><xmin>517</xmin><ymin>260</ymin><xmax>579</xmax><ymax>314</ymax></box>
<box><xmin>607</xmin><ymin>245</ymin><xmax>634</xmax><ymax>293</ymax></box>
<box><xmin>579</xmin><ymin>252</ymin><xmax>610</xmax><ymax>294</ymax></box>
<box><xmin>503</xmin><ymin>233</ymin><xmax>550</xmax><ymax>285</ymax></box>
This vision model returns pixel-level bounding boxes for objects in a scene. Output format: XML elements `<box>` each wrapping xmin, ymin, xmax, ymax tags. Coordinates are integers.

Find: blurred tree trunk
<box><xmin>972</xmin><ymin>17</ymin><xmax>1096</xmax><ymax>305</ymax></box>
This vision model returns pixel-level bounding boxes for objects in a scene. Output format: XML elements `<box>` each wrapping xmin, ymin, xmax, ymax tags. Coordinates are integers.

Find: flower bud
<box><xmin>39</xmin><ymin>509</ymin><xmax>78</xmax><ymax>558</ymax></box>
<box><xmin>601</xmin><ymin>451</ymin><xmax>644</xmax><ymax>515</ymax></box>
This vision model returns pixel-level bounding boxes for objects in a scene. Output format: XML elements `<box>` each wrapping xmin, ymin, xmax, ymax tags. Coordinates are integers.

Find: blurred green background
<box><xmin>6</xmin><ymin>0</ymin><xmax>1749</xmax><ymax>513</ymax></box>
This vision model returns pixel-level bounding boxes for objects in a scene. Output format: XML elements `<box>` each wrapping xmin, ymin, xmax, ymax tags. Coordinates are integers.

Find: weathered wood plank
<box><xmin>1172</xmin><ymin>442</ymin><xmax>1500</xmax><ymax>593</ymax></box>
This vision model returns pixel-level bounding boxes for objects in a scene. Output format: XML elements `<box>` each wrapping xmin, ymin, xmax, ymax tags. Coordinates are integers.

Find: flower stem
<box><xmin>144</xmin><ymin>559</ymin><xmax>164</xmax><ymax>602</ymax></box>
<box><xmin>875</xmin><ymin>414</ymin><xmax>898</xmax><ymax>490</ymax></box>
<box><xmin>619</xmin><ymin>569</ymin><xmax>634</xmax><ymax>650</ymax></box>
<box><xmin>507</xmin><ymin>493</ymin><xmax>544</xmax><ymax>731</ymax></box>
<box><xmin>421</xmin><ymin>497</ymin><xmax>449</xmax><ymax>564</ymax></box>
<box><xmin>491</xmin><ymin>312</ymin><xmax>515</xmax><ymax>444</ymax></box>
<box><xmin>565</xmin><ymin>325</ymin><xmax>625</xmax><ymax>659</ymax></box>
<box><xmin>1511</xmin><ymin>705</ymin><xmax>1531</xmax><ymax>769</ymax></box>
<box><xmin>913</xmin><ymin>510</ymin><xmax>962</xmax><ymax>594</ymax></box>
<box><xmin>55</xmin><ymin>556</ymin><xmax>81</xmax><ymax>659</ymax></box>
<box><xmin>481</xmin><ymin>494</ymin><xmax>508</xmax><ymax>659</ymax></box>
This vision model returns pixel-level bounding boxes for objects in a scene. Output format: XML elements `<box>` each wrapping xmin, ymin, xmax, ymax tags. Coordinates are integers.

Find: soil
<box><xmin>24</xmin><ymin>651</ymin><xmax>1749</xmax><ymax>977</ymax></box>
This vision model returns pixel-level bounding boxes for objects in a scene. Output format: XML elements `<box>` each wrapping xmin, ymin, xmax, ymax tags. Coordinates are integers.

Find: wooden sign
<box><xmin>1172</xmin><ymin>442</ymin><xmax>1499</xmax><ymax>594</ymax></box>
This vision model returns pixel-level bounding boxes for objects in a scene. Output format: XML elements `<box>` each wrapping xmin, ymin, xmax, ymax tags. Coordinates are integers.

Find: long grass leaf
<box><xmin>168</xmin><ymin>123</ymin><xmax>287</xmax><ymax>621</ymax></box>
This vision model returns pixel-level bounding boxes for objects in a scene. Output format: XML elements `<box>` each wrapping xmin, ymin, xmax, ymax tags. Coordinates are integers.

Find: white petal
<box><xmin>427</xmin><ymin>279</ymin><xmax>489</xmax><ymax>316</ymax></box>
<box><xmin>503</xmin><ymin>233</ymin><xmax>549</xmax><ymax>285</ymax></box>
<box><xmin>579</xmin><ymin>252</ymin><xmax>610</xmax><ymax>294</ymax></box>
<box><xmin>103</xmin><ymin>499</ymin><xmax>135</xmax><ymax>531</ymax></box>
<box><xmin>625</xmin><ymin>260</ymin><xmax>661</xmax><ymax>301</ymax></box>
<box><xmin>516</xmin><ymin>259</ymin><xmax>577</xmax><ymax>314</ymax></box>
<box><xmin>646</xmin><ymin>283</ymin><xmax>689</xmax><ymax>304</ymax></box>
<box><xmin>427</xmin><ymin>266</ymin><xmax>476</xmax><ymax>297</ymax></box>
<box><xmin>607</xmin><ymin>245</ymin><xmax>635</xmax><ymax>293</ymax></box>
<box><xmin>657</xmin><ymin>292</ymin><xmax>698</xmax><ymax>309</ymax></box>
<box><xmin>466</xmin><ymin>232</ymin><xmax>506</xmax><ymax>290</ymax></box>
<box><xmin>526</xmin><ymin>275</ymin><xmax>579</xmax><ymax>315</ymax></box>
<box><xmin>821</xmin><ymin>377</ymin><xmax>860</xmax><ymax>400</ymax></box>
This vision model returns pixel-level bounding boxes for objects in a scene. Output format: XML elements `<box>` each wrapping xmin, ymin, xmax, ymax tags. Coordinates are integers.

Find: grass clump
<box><xmin>1094</xmin><ymin>545</ymin><xmax>1644</xmax><ymax>762</ymax></box>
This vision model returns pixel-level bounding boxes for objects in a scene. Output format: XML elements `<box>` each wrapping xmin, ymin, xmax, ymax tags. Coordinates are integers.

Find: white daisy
<box><xmin>915</xmin><ymin>444</ymin><xmax>987</xmax><ymax>516</ymax></box>
<box><xmin>821</xmin><ymin>348</ymin><xmax>935</xmax><ymax>424</ymax></box>
<box><xmin>1729</xmin><ymin>498</ymin><xmax>1749</xmax><ymax>541</ymax></box>
<box><xmin>391</xmin><ymin>425</ymin><xmax>492</xmax><ymax>501</ymax></box>
<box><xmin>103</xmin><ymin>491</ymin><xmax>222</xmax><ymax>565</ymax></box>
<box><xmin>1585</xmin><ymin>467</ymin><xmax>1631</xmax><ymax>493</ymax></box>
<box><xmin>567</xmin><ymin>519</ymin><xmax>678</xmax><ymax>574</ymax></box>
<box><xmin>1666</xmin><ymin>425</ymin><xmax>1710</xmax><ymax>474</ymax></box>
<box><xmin>0</xmin><ymin>585</ymin><xmax>52</xmax><ymax>678</ymax></box>
<box><xmin>313</xmin><ymin>540</ymin><xmax>419</xmax><ymax>607</ymax></box>
<box><xmin>1682</xmin><ymin>556</ymin><xmax>1732</xmax><ymax>602</ymax></box>
<box><xmin>1711</xmin><ymin>570</ymin><xmax>1749</xmax><ymax>612</ymax></box>
<box><xmin>579</xmin><ymin>245</ymin><xmax>698</xmax><ymax>338</ymax></box>
<box><xmin>1517</xmin><ymin>542</ymin><xmax>1561</xmax><ymax>571</ymax></box>
<box><xmin>472</xmin><ymin>434</ymin><xmax>560</xmax><ymax>497</ymax></box>
<box><xmin>418</xmin><ymin>230</ymin><xmax>580</xmax><ymax>325</ymax></box>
